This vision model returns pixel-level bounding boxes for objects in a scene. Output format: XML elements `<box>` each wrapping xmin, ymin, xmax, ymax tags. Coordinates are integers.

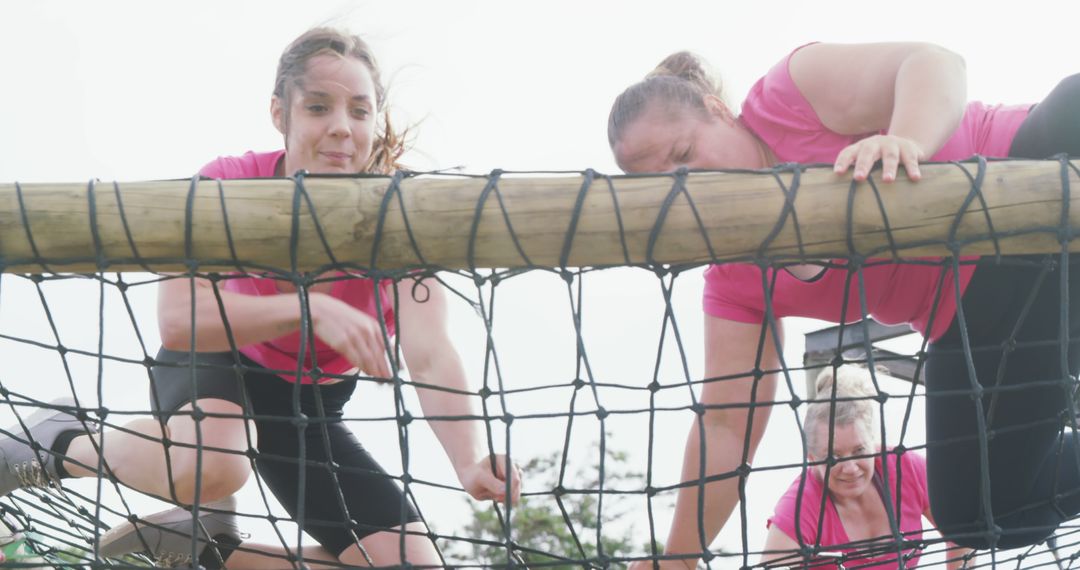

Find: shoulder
<box><xmin>199</xmin><ymin>150</ymin><xmax>285</xmax><ymax>179</ymax></box>
<box><xmin>740</xmin><ymin>43</ymin><xmax>824</xmax><ymax>134</ymax></box>
<box><xmin>769</xmin><ymin>471</ymin><xmax>826</xmax><ymax>543</ymax></box>
<box><xmin>903</xmin><ymin>449</ymin><xmax>928</xmax><ymax>491</ymax></box>
<box><xmin>890</xmin><ymin>448</ymin><xmax>930</xmax><ymax>509</ymax></box>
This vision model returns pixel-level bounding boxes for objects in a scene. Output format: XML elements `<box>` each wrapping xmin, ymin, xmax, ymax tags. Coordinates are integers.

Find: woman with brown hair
<box><xmin>0</xmin><ymin>26</ymin><xmax>520</xmax><ymax>568</ymax></box>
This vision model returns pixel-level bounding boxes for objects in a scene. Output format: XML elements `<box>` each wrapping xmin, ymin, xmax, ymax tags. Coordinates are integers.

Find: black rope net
<box><xmin>0</xmin><ymin>159</ymin><xmax>1077</xmax><ymax>569</ymax></box>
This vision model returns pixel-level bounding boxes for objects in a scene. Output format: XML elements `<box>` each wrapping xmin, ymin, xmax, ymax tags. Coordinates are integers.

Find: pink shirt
<box><xmin>768</xmin><ymin>450</ymin><xmax>931</xmax><ymax>569</ymax></box>
<box><xmin>200</xmin><ymin>150</ymin><xmax>396</xmax><ymax>383</ymax></box>
<box><xmin>705</xmin><ymin>45</ymin><xmax>1031</xmax><ymax>340</ymax></box>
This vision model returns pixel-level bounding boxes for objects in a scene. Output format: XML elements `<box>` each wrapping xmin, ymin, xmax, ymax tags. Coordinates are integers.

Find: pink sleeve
<box><xmin>702</xmin><ymin>264</ymin><xmax>766</xmax><ymax>323</ymax></box>
<box><xmin>198</xmin><ymin>156</ymin><xmax>232</xmax><ymax>178</ymax></box>
<box><xmin>741</xmin><ymin>43</ymin><xmax>828</xmax><ymax>135</ymax></box>
<box><xmin>767</xmin><ymin>474</ymin><xmax>825</xmax><ymax>545</ymax></box>
<box><xmin>197</xmin><ymin>150</ymin><xmax>282</xmax><ymax>179</ymax></box>
<box><xmin>767</xmin><ymin>487</ymin><xmax>800</xmax><ymax>540</ymax></box>
<box><xmin>902</xmin><ymin>450</ymin><xmax>931</xmax><ymax>514</ymax></box>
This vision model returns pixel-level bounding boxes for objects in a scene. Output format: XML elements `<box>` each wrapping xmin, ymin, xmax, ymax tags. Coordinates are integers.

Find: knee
<box><xmin>168</xmin><ymin>446</ymin><xmax>252</xmax><ymax>503</ymax></box>
<box><xmin>194</xmin><ymin>451</ymin><xmax>252</xmax><ymax>502</ymax></box>
<box><xmin>1053</xmin><ymin>73</ymin><xmax>1080</xmax><ymax>98</ymax></box>
<box><xmin>165</xmin><ymin>412</ymin><xmax>255</xmax><ymax>504</ymax></box>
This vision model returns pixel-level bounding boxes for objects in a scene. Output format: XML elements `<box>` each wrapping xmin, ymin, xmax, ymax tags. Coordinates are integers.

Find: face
<box><xmin>612</xmin><ymin>99</ymin><xmax>767</xmax><ymax>173</ymax></box>
<box><xmin>272</xmin><ymin>54</ymin><xmax>378</xmax><ymax>175</ymax></box>
<box><xmin>811</xmin><ymin>422</ymin><xmax>878</xmax><ymax>501</ymax></box>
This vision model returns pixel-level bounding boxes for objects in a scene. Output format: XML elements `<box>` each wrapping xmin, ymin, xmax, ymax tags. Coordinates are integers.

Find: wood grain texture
<box><xmin>1</xmin><ymin>160</ymin><xmax>1076</xmax><ymax>273</ymax></box>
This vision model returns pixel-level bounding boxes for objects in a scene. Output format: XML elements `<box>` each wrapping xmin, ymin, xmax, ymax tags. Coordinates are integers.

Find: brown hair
<box><xmin>607</xmin><ymin>51</ymin><xmax>725</xmax><ymax>148</ymax></box>
<box><xmin>273</xmin><ymin>27</ymin><xmax>407</xmax><ymax>174</ymax></box>
<box><xmin>805</xmin><ymin>365</ymin><xmax>880</xmax><ymax>456</ymax></box>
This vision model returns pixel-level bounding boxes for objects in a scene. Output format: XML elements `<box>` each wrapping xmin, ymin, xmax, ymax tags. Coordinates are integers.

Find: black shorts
<box><xmin>923</xmin><ymin>69</ymin><xmax>1080</xmax><ymax>548</ymax></box>
<box><xmin>149</xmin><ymin>348</ymin><xmax>423</xmax><ymax>555</ymax></box>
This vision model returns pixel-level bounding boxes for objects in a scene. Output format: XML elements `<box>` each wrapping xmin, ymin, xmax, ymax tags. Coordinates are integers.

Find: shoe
<box><xmin>0</xmin><ymin>398</ymin><xmax>96</xmax><ymax>495</ymax></box>
<box><xmin>99</xmin><ymin>495</ymin><xmax>241</xmax><ymax>567</ymax></box>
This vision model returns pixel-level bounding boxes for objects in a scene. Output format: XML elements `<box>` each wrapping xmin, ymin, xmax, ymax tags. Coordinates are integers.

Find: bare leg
<box><xmin>62</xmin><ymin>399</ymin><xmax>255</xmax><ymax>504</ymax></box>
<box><xmin>223</xmin><ymin>542</ymin><xmax>342</xmax><ymax>570</ymax></box>
<box><xmin>338</xmin><ymin>522</ymin><xmax>441</xmax><ymax>568</ymax></box>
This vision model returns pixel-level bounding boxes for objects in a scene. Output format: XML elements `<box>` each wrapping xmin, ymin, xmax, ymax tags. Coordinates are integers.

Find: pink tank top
<box><xmin>200</xmin><ymin>150</ymin><xmax>396</xmax><ymax>383</ymax></box>
<box><xmin>221</xmin><ymin>275</ymin><xmax>395</xmax><ymax>384</ymax></box>
<box><xmin>706</xmin><ymin>44</ymin><xmax>1031</xmax><ymax>340</ymax></box>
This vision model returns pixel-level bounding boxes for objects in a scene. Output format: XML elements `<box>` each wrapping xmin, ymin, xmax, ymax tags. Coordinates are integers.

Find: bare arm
<box><xmin>759</xmin><ymin>524</ymin><xmax>804</xmax><ymax>567</ymax></box>
<box><xmin>640</xmin><ymin>316</ymin><xmax>782</xmax><ymax>569</ymax></box>
<box><xmin>158</xmin><ymin>276</ymin><xmax>391</xmax><ymax>377</ymax></box>
<box><xmin>789</xmin><ymin>42</ymin><xmax>967</xmax><ymax>181</ymax></box>
<box><xmin>396</xmin><ymin>278</ymin><xmax>521</xmax><ymax>504</ymax></box>
<box><xmin>158</xmin><ymin>276</ymin><xmax>304</xmax><ymax>351</ymax></box>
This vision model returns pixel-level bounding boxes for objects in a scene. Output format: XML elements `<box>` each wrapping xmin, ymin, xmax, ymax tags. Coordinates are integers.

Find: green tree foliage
<box><xmin>446</xmin><ymin>443</ymin><xmax>664</xmax><ymax>569</ymax></box>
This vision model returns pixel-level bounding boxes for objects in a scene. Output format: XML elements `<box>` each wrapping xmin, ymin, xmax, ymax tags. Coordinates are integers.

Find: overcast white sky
<box><xmin>1</xmin><ymin>1</ymin><xmax>1078</xmax><ymax>567</ymax></box>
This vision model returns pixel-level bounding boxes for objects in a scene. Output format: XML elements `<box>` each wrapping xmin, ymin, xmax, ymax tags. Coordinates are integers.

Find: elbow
<box><xmin>927</xmin><ymin>44</ymin><xmax>965</xmax><ymax>70</ymax></box>
<box><xmin>908</xmin><ymin>42</ymin><xmax>964</xmax><ymax>69</ymax></box>
<box><xmin>158</xmin><ymin>309</ymin><xmax>193</xmax><ymax>351</ymax></box>
<box><xmin>915</xmin><ymin>44</ymin><xmax>967</xmax><ymax>86</ymax></box>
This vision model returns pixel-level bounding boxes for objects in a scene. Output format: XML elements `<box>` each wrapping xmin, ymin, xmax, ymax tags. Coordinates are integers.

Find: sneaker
<box><xmin>0</xmin><ymin>398</ymin><xmax>96</xmax><ymax>495</ymax></box>
<box><xmin>99</xmin><ymin>495</ymin><xmax>241</xmax><ymax>567</ymax></box>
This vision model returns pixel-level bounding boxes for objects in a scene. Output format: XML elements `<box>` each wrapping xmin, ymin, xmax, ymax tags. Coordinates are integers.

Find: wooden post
<box><xmin>1</xmin><ymin>159</ymin><xmax>1077</xmax><ymax>273</ymax></box>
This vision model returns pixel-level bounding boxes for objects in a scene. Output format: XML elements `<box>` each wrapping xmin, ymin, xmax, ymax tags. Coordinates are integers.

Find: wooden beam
<box><xmin>1</xmin><ymin>159</ymin><xmax>1078</xmax><ymax>273</ymax></box>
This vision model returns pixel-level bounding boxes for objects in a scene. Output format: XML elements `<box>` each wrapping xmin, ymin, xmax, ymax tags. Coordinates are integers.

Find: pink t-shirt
<box><xmin>705</xmin><ymin>45</ymin><xmax>1031</xmax><ymax>341</ymax></box>
<box><xmin>200</xmin><ymin>150</ymin><xmax>396</xmax><ymax>383</ymax></box>
<box><xmin>768</xmin><ymin>450</ymin><xmax>931</xmax><ymax>569</ymax></box>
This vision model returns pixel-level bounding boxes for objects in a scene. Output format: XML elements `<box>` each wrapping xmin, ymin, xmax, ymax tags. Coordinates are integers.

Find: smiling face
<box><xmin>811</xmin><ymin>422</ymin><xmax>878</xmax><ymax>501</ymax></box>
<box><xmin>271</xmin><ymin>53</ymin><xmax>378</xmax><ymax>175</ymax></box>
<box><xmin>611</xmin><ymin>99</ymin><xmax>768</xmax><ymax>173</ymax></box>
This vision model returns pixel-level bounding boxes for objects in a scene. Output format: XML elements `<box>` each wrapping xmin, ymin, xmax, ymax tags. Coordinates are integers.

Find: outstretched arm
<box><xmin>789</xmin><ymin>42</ymin><xmax>967</xmax><ymax>182</ymax></box>
<box><xmin>396</xmin><ymin>277</ymin><xmax>522</xmax><ymax>504</ymax></box>
<box><xmin>759</xmin><ymin>524</ymin><xmax>804</xmax><ymax>567</ymax></box>
<box><xmin>632</xmin><ymin>316</ymin><xmax>782</xmax><ymax>569</ymax></box>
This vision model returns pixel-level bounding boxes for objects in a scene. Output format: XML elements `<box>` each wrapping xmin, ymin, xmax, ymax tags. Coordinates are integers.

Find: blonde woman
<box><xmin>761</xmin><ymin>366</ymin><xmax>974</xmax><ymax>569</ymax></box>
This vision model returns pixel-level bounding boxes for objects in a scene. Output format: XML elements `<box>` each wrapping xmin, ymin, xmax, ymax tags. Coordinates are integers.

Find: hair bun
<box><xmin>815</xmin><ymin>365</ymin><xmax>880</xmax><ymax>398</ymax></box>
<box><xmin>649</xmin><ymin>51</ymin><xmax>704</xmax><ymax>80</ymax></box>
<box><xmin>646</xmin><ymin>51</ymin><xmax>722</xmax><ymax>101</ymax></box>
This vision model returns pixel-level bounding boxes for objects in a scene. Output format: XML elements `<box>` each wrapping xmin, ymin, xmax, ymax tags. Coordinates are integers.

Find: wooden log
<box><xmin>0</xmin><ymin>159</ymin><xmax>1077</xmax><ymax>273</ymax></box>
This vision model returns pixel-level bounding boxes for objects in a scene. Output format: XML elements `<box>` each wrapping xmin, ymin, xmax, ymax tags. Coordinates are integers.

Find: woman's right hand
<box><xmin>309</xmin><ymin>292</ymin><xmax>392</xmax><ymax>378</ymax></box>
<box><xmin>833</xmin><ymin>133</ymin><xmax>926</xmax><ymax>182</ymax></box>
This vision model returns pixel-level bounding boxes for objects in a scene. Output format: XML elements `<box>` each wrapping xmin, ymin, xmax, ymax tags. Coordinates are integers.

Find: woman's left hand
<box><xmin>834</xmin><ymin>134</ymin><xmax>926</xmax><ymax>182</ymax></box>
<box><xmin>457</xmin><ymin>454</ymin><xmax>523</xmax><ymax>504</ymax></box>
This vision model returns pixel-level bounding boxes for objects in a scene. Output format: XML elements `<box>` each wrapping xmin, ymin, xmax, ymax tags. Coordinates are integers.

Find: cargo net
<box><xmin>0</xmin><ymin>159</ymin><xmax>1078</xmax><ymax>569</ymax></box>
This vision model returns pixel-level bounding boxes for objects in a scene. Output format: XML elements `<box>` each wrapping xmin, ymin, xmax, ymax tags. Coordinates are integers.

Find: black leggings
<box><xmin>150</xmin><ymin>349</ymin><xmax>422</xmax><ymax>556</ymax></box>
<box><xmin>925</xmin><ymin>73</ymin><xmax>1080</xmax><ymax>549</ymax></box>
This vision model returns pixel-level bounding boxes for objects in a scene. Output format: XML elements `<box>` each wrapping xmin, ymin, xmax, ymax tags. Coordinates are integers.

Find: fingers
<box><xmin>833</xmin><ymin>145</ymin><xmax>858</xmax><ymax>177</ymax></box>
<box><xmin>490</xmin><ymin>455</ymin><xmax>523</xmax><ymax>504</ymax></box>
<box><xmin>470</xmin><ymin>472</ymin><xmax>507</xmax><ymax>502</ymax></box>
<box><xmin>834</xmin><ymin>135</ymin><xmax>924</xmax><ymax>183</ymax></box>
<box><xmin>465</xmin><ymin>455</ymin><xmax>523</xmax><ymax>504</ymax></box>
<box><xmin>901</xmin><ymin>149</ymin><xmax>922</xmax><ymax>181</ymax></box>
<box><xmin>879</xmin><ymin>142</ymin><xmax>901</xmax><ymax>183</ymax></box>
<box><xmin>359</xmin><ymin>332</ymin><xmax>391</xmax><ymax>379</ymax></box>
<box><xmin>340</xmin><ymin>321</ymin><xmax>392</xmax><ymax>379</ymax></box>
<box><xmin>852</xmin><ymin>141</ymin><xmax>881</xmax><ymax>181</ymax></box>
<box><xmin>502</xmin><ymin>457</ymin><xmax>523</xmax><ymax>504</ymax></box>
